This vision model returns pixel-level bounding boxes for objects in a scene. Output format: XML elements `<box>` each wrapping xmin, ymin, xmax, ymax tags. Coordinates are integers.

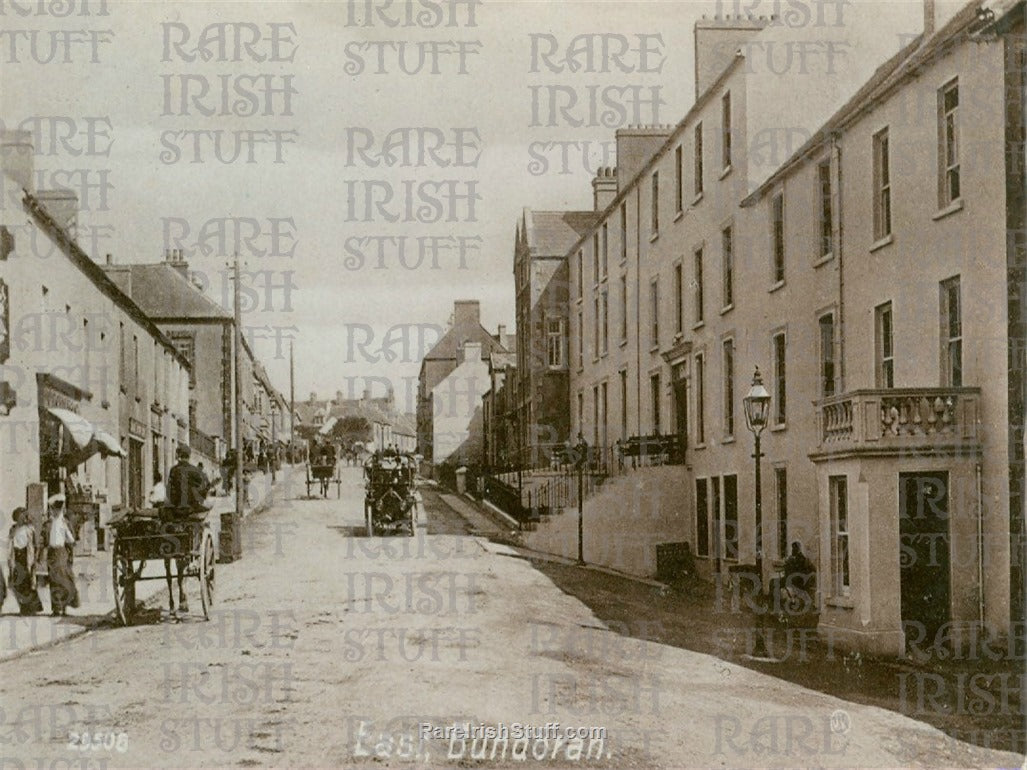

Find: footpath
<box><xmin>0</xmin><ymin>466</ymin><xmax>295</xmax><ymax>662</ymax></box>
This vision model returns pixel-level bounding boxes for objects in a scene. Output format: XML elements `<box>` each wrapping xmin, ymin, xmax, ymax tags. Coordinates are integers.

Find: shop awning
<box><xmin>93</xmin><ymin>428</ymin><xmax>127</xmax><ymax>458</ymax></box>
<box><xmin>47</xmin><ymin>408</ymin><xmax>95</xmax><ymax>449</ymax></box>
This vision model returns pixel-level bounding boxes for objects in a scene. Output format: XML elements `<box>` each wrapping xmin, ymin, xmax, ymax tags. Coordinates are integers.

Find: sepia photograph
<box><xmin>0</xmin><ymin>0</ymin><xmax>1025</xmax><ymax>766</ymax></box>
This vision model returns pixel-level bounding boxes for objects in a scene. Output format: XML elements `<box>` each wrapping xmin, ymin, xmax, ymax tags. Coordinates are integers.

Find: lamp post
<box><xmin>575</xmin><ymin>433</ymin><xmax>588</xmax><ymax>565</ymax></box>
<box><xmin>743</xmin><ymin>367</ymin><xmax>772</xmax><ymax>658</ymax></box>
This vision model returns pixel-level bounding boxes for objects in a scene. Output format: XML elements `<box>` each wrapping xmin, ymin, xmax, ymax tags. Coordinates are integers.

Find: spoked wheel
<box><xmin>199</xmin><ymin>532</ymin><xmax>215</xmax><ymax>620</ymax></box>
<box><xmin>111</xmin><ymin>545</ymin><xmax>136</xmax><ymax>626</ymax></box>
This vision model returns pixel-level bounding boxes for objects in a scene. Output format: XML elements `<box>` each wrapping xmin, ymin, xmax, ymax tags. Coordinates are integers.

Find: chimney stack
<box><xmin>165</xmin><ymin>247</ymin><xmax>189</xmax><ymax>278</ymax></box>
<box><xmin>105</xmin><ymin>253</ymin><xmax>113</xmax><ymax>265</ymax></box>
<box><xmin>362</xmin><ymin>387</ymin><xmax>371</xmax><ymax>402</ymax></box>
<box><xmin>497</xmin><ymin>324</ymin><xmax>506</xmax><ymax>340</ymax></box>
<box><xmin>335</xmin><ymin>390</ymin><xmax>343</xmax><ymax>404</ymax></box>
<box><xmin>692</xmin><ymin>16</ymin><xmax>766</xmax><ymax>101</ymax></box>
<box><xmin>0</xmin><ymin>130</ymin><xmax>34</xmax><ymax>194</ymax></box>
<box><xmin>592</xmin><ymin>167</ymin><xmax>618</xmax><ymax>211</ymax></box>
<box><xmin>452</xmin><ymin>300</ymin><xmax>480</xmax><ymax>327</ymax></box>
<box><xmin>615</xmin><ymin>126</ymin><xmax>674</xmax><ymax>193</ymax></box>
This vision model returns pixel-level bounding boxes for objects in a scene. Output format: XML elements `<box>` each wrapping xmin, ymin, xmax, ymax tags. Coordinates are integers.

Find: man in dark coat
<box><xmin>165</xmin><ymin>445</ymin><xmax>209</xmax><ymax>517</ymax></box>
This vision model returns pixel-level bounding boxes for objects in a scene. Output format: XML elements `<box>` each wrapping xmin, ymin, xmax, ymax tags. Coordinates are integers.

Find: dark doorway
<box><xmin>899</xmin><ymin>472</ymin><xmax>951</xmax><ymax>643</ymax></box>
<box><xmin>128</xmin><ymin>438</ymin><xmax>144</xmax><ymax>509</ymax></box>
<box><xmin>673</xmin><ymin>378</ymin><xmax>688</xmax><ymax>462</ymax></box>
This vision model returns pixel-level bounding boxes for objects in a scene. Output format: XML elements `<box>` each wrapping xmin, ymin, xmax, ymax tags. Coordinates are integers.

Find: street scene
<box><xmin>2</xmin><ymin>0</ymin><xmax>1027</xmax><ymax>767</ymax></box>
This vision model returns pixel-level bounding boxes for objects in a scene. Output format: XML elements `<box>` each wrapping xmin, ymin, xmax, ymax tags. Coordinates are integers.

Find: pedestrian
<box><xmin>165</xmin><ymin>446</ymin><xmax>210</xmax><ymax>517</ymax></box>
<box><xmin>44</xmin><ymin>494</ymin><xmax>79</xmax><ymax>617</ymax></box>
<box><xmin>148</xmin><ymin>473</ymin><xmax>167</xmax><ymax>507</ymax></box>
<box><xmin>8</xmin><ymin>507</ymin><xmax>42</xmax><ymax>615</ymax></box>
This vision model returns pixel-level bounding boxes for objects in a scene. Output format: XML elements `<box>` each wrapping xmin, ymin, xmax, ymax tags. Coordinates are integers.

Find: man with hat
<box><xmin>165</xmin><ymin>445</ymin><xmax>210</xmax><ymax>517</ymax></box>
<box><xmin>44</xmin><ymin>493</ymin><xmax>79</xmax><ymax>616</ymax></box>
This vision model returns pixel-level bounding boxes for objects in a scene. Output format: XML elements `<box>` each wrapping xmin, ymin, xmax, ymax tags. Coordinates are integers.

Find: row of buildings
<box><xmin>466</xmin><ymin>0</ymin><xmax>1026</xmax><ymax>655</ymax></box>
<box><xmin>0</xmin><ymin>129</ymin><xmax>292</xmax><ymax>544</ymax></box>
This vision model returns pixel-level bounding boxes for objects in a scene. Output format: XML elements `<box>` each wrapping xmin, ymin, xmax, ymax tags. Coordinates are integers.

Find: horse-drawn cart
<box><xmin>363</xmin><ymin>452</ymin><xmax>422</xmax><ymax>537</ymax></box>
<box><xmin>305</xmin><ymin>463</ymin><xmax>341</xmax><ymax>498</ymax></box>
<box><xmin>108</xmin><ymin>509</ymin><xmax>215</xmax><ymax>624</ymax></box>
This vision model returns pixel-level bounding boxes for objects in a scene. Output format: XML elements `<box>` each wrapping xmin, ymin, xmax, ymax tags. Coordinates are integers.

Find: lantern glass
<box><xmin>743</xmin><ymin>368</ymin><xmax>771</xmax><ymax>433</ymax></box>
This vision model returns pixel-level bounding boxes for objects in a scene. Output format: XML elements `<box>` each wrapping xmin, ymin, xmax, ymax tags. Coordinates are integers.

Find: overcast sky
<box><xmin>4</xmin><ymin>0</ymin><xmax>768</xmax><ymax>411</ymax></box>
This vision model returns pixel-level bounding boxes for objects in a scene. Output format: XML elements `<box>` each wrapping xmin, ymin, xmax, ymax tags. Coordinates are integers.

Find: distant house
<box><xmin>416</xmin><ymin>300</ymin><xmax>512</xmax><ymax>468</ymax></box>
<box><xmin>432</xmin><ymin>342</ymin><xmax>490</xmax><ymax>468</ymax></box>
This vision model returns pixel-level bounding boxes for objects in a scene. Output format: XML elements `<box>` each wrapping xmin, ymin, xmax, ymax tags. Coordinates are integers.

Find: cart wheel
<box><xmin>199</xmin><ymin>532</ymin><xmax>215</xmax><ymax>620</ymax></box>
<box><xmin>365</xmin><ymin>502</ymin><xmax>374</xmax><ymax>537</ymax></box>
<box><xmin>112</xmin><ymin>545</ymin><xmax>136</xmax><ymax>626</ymax></box>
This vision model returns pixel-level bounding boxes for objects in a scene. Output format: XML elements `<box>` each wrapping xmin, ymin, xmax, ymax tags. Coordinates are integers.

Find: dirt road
<box><xmin>0</xmin><ymin>467</ymin><xmax>1020</xmax><ymax>769</ymax></box>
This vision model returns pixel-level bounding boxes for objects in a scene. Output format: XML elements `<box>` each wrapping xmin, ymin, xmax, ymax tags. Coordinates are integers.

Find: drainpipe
<box><xmin>977</xmin><ymin>462</ymin><xmax>985</xmax><ymax>626</ymax></box>
<box><xmin>636</xmin><ymin>186</ymin><xmax>642</xmax><ymax>437</ymax></box>
<box><xmin>832</xmin><ymin>138</ymin><xmax>845</xmax><ymax>391</ymax></box>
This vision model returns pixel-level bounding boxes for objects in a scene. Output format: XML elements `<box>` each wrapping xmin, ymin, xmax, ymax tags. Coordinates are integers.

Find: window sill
<box><xmin>869</xmin><ymin>233</ymin><xmax>894</xmax><ymax>253</ymax></box>
<box><xmin>649</xmin><ymin>344</ymin><xmax>660</xmax><ymax>354</ymax></box>
<box><xmin>932</xmin><ymin>198</ymin><xmax>964</xmax><ymax>221</ymax></box>
<box><xmin>721</xmin><ymin>435</ymin><xmax>735</xmax><ymax>444</ymax></box>
<box><xmin>692</xmin><ymin>192</ymin><xmax>704</xmax><ymax>206</ymax></box>
<box><xmin>770</xmin><ymin>422</ymin><xmax>787</xmax><ymax>433</ymax></box>
<box><xmin>693</xmin><ymin>442</ymin><xmax>707</xmax><ymax>450</ymax></box>
<box><xmin>674</xmin><ymin>331</ymin><xmax>685</xmax><ymax>343</ymax></box>
<box><xmin>649</xmin><ymin>232</ymin><xmax>659</xmax><ymax>243</ymax></box>
<box><xmin>769</xmin><ymin>280</ymin><xmax>785</xmax><ymax>294</ymax></box>
<box><xmin>620</xmin><ymin>338</ymin><xmax>628</xmax><ymax>348</ymax></box>
<box><xmin>720</xmin><ymin>303</ymin><xmax>734</xmax><ymax>316</ymax></box>
<box><xmin>826</xmin><ymin>595</ymin><xmax>854</xmax><ymax>609</ymax></box>
<box><xmin>719</xmin><ymin>164</ymin><xmax>732</xmax><ymax>180</ymax></box>
<box><xmin>674</xmin><ymin>210</ymin><xmax>684</xmax><ymax>223</ymax></box>
<box><xmin>692</xmin><ymin>320</ymin><xmax>705</xmax><ymax>331</ymax></box>
<box><xmin>813</xmin><ymin>252</ymin><xmax>834</xmax><ymax>268</ymax></box>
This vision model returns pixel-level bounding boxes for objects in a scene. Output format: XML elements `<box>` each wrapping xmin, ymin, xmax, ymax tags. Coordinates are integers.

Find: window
<box><xmin>577</xmin><ymin>311</ymin><xmax>583</xmax><ymax>369</ymax></box>
<box><xmin>619</xmin><ymin>203</ymin><xmax>627</xmax><ymax>262</ymax></box>
<box><xmin>617</xmin><ymin>370</ymin><xmax>627</xmax><ymax>441</ymax></box>
<box><xmin>772</xmin><ymin>332</ymin><xmax>786</xmax><ymax>424</ymax></box>
<box><xmin>649</xmin><ymin>278</ymin><xmax>659</xmax><ymax>347</ymax></box>
<box><xmin>711</xmin><ymin>476</ymin><xmax>721</xmax><ymax>559</ymax></box>
<box><xmin>693</xmin><ymin>122</ymin><xmax>704</xmax><ymax>196</ymax></box>
<box><xmin>675</xmin><ymin>145</ymin><xmax>683</xmax><ymax>214</ymax></box>
<box><xmin>651</xmin><ymin>172</ymin><xmax>659</xmax><ymax>235</ymax></box>
<box><xmin>775</xmin><ymin>467</ymin><xmax>788</xmax><ymax>560</ymax></box>
<box><xmin>695</xmin><ymin>352</ymin><xmax>705</xmax><ymax>444</ymax></box>
<box><xmin>694</xmin><ymin>247</ymin><xmax>704</xmax><ymax>324</ymax></box>
<box><xmin>546</xmin><ymin>318</ymin><xmax>565</xmax><ymax>368</ymax></box>
<box><xmin>599</xmin><ymin>382</ymin><xmax>608</xmax><ymax>449</ymax></box>
<box><xmin>593</xmin><ymin>386</ymin><xmax>600</xmax><ymax>447</ymax></box>
<box><xmin>650</xmin><ymin>372</ymin><xmax>661</xmax><ymax>434</ymax></box>
<box><xmin>133</xmin><ymin>335</ymin><xmax>139</xmax><ymax>393</ymax></box>
<box><xmin>601</xmin><ymin>222</ymin><xmax>609</xmax><ymax>277</ymax></box>
<box><xmin>600</xmin><ymin>291</ymin><xmax>609</xmax><ymax>355</ymax></box>
<box><xmin>593</xmin><ymin>234</ymin><xmax>600</xmax><ymax>284</ymax></box>
<box><xmin>875</xmin><ymin>302</ymin><xmax>894</xmax><ymax>388</ymax></box>
<box><xmin>873</xmin><ymin>128</ymin><xmax>891</xmax><ymax>240</ymax></box>
<box><xmin>722</xmin><ymin>338</ymin><xmax>734</xmax><ymax>437</ymax></box>
<box><xmin>169</xmin><ymin>331</ymin><xmax>196</xmax><ymax>388</ymax></box>
<box><xmin>721</xmin><ymin>225</ymin><xmax>733</xmax><ymax>308</ymax></box>
<box><xmin>619</xmin><ymin>275</ymin><xmax>628</xmax><ymax>342</ymax></box>
<box><xmin>724</xmin><ymin>475</ymin><xmax>738</xmax><ymax>560</ymax></box>
<box><xmin>593</xmin><ymin>297</ymin><xmax>600</xmax><ymax>359</ymax></box>
<box><xmin>941</xmin><ymin>276</ymin><xmax>962</xmax><ymax>386</ymax></box>
<box><xmin>939</xmin><ymin>79</ymin><xmax>960</xmax><ymax>206</ymax></box>
<box><xmin>577</xmin><ymin>250</ymin><xmax>583</xmax><ymax>299</ymax></box>
<box><xmin>830</xmin><ymin>476</ymin><xmax>850</xmax><ymax>595</ymax></box>
<box><xmin>721</xmin><ymin>92</ymin><xmax>732</xmax><ymax>169</ymax></box>
<box><xmin>577</xmin><ymin>392</ymin><xmax>583</xmax><ymax>436</ymax></box>
<box><xmin>119</xmin><ymin>322</ymin><xmax>126</xmax><ymax>389</ymax></box>
<box><xmin>695</xmin><ymin>478</ymin><xmax>709</xmax><ymax>557</ymax></box>
<box><xmin>674</xmin><ymin>263</ymin><xmax>683</xmax><ymax>335</ymax></box>
<box><xmin>819</xmin><ymin>313</ymin><xmax>836</xmax><ymax>397</ymax></box>
<box><xmin>818</xmin><ymin>159</ymin><xmax>833</xmax><ymax>258</ymax></box>
<box><xmin>771</xmin><ymin>192</ymin><xmax>785</xmax><ymax>283</ymax></box>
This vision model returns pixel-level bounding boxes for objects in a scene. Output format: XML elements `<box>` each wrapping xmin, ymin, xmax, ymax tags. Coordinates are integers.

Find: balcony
<box><xmin>811</xmin><ymin>387</ymin><xmax>981</xmax><ymax>460</ymax></box>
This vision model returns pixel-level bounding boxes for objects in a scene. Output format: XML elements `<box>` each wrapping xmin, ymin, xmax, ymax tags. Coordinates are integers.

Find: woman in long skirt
<box><xmin>8</xmin><ymin>507</ymin><xmax>43</xmax><ymax>615</ymax></box>
<box><xmin>45</xmin><ymin>495</ymin><xmax>79</xmax><ymax>616</ymax></box>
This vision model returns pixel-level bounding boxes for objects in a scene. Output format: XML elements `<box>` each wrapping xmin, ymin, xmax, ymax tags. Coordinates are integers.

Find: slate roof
<box><xmin>523</xmin><ymin>210</ymin><xmax>598</xmax><ymax>257</ymax></box>
<box><xmin>104</xmin><ymin>262</ymin><xmax>231</xmax><ymax>320</ymax></box>
<box><xmin>422</xmin><ymin>321</ymin><xmax>508</xmax><ymax>363</ymax></box>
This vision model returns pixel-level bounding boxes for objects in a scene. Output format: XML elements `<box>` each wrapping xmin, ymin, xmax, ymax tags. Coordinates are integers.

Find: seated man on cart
<box><xmin>161</xmin><ymin>445</ymin><xmax>211</xmax><ymax>615</ymax></box>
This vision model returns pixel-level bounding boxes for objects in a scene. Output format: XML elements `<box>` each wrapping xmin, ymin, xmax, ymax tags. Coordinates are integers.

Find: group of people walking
<box><xmin>2</xmin><ymin>493</ymin><xmax>80</xmax><ymax>617</ymax></box>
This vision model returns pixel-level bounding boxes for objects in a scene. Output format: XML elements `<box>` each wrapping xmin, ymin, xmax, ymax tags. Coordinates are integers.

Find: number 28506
<box><xmin>67</xmin><ymin>731</ymin><xmax>129</xmax><ymax>753</ymax></box>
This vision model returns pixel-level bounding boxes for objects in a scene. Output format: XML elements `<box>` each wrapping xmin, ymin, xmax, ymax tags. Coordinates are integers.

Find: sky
<box><xmin>2</xmin><ymin>0</ymin><xmax>708</xmax><ymax>413</ymax></box>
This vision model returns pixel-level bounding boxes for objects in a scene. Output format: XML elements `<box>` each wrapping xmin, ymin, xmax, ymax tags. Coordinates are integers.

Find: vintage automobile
<box><xmin>362</xmin><ymin>451</ymin><xmax>423</xmax><ymax>536</ymax></box>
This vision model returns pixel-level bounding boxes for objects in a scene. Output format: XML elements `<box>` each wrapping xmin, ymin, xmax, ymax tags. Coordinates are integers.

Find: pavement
<box><xmin>0</xmin><ymin>468</ymin><xmax>1020</xmax><ymax>768</ymax></box>
<box><xmin>0</xmin><ymin>465</ymin><xmax>294</xmax><ymax>662</ymax></box>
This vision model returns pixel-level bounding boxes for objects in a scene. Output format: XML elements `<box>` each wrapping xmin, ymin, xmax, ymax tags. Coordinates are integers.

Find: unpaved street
<box><xmin>0</xmin><ymin>468</ymin><xmax>1020</xmax><ymax>769</ymax></box>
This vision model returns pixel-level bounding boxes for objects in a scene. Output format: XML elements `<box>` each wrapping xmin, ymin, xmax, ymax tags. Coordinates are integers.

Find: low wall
<box><xmin>521</xmin><ymin>465</ymin><xmax>692</xmax><ymax>578</ymax></box>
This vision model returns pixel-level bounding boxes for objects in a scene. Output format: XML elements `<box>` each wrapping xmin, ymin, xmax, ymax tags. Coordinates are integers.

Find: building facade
<box><xmin>545</xmin><ymin>0</ymin><xmax>1025</xmax><ymax>654</ymax></box>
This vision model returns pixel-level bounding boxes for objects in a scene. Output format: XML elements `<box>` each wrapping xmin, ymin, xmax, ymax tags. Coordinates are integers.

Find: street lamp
<box><xmin>575</xmin><ymin>433</ymin><xmax>588</xmax><ymax>565</ymax></box>
<box><xmin>743</xmin><ymin>367</ymin><xmax>772</xmax><ymax>659</ymax></box>
<box><xmin>743</xmin><ymin>367</ymin><xmax>771</xmax><ymax>573</ymax></box>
